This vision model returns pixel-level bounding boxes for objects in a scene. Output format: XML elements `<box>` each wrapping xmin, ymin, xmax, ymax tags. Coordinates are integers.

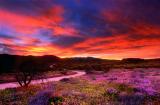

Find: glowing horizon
<box><xmin>0</xmin><ymin>0</ymin><xmax>160</xmax><ymax>59</ymax></box>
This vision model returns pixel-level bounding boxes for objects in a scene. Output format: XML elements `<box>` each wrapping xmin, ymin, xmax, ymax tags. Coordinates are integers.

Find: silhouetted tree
<box><xmin>15</xmin><ymin>57</ymin><xmax>38</xmax><ymax>87</ymax></box>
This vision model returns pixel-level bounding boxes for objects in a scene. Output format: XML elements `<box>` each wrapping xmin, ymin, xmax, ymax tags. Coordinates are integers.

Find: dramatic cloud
<box><xmin>0</xmin><ymin>0</ymin><xmax>160</xmax><ymax>59</ymax></box>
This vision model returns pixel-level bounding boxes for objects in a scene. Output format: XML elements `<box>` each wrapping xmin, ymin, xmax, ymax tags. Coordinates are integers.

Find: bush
<box><xmin>15</xmin><ymin>58</ymin><xmax>39</xmax><ymax>87</ymax></box>
<box><xmin>116</xmin><ymin>84</ymin><xmax>134</xmax><ymax>94</ymax></box>
<box><xmin>103</xmin><ymin>88</ymin><xmax>119</xmax><ymax>101</ymax></box>
<box><xmin>48</xmin><ymin>96</ymin><xmax>64</xmax><ymax>105</ymax></box>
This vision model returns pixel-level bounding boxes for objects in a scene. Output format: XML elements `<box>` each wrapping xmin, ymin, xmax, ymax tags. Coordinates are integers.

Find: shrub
<box><xmin>15</xmin><ymin>58</ymin><xmax>38</xmax><ymax>87</ymax></box>
<box><xmin>48</xmin><ymin>96</ymin><xmax>64</xmax><ymax>105</ymax></box>
<box><xmin>116</xmin><ymin>84</ymin><xmax>134</xmax><ymax>94</ymax></box>
<box><xmin>103</xmin><ymin>88</ymin><xmax>119</xmax><ymax>101</ymax></box>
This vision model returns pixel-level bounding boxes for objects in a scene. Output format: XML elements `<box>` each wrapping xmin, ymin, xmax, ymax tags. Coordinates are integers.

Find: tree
<box><xmin>15</xmin><ymin>57</ymin><xmax>38</xmax><ymax>87</ymax></box>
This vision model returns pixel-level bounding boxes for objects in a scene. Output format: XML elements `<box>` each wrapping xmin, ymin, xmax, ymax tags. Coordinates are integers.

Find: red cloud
<box><xmin>70</xmin><ymin>33</ymin><xmax>160</xmax><ymax>59</ymax></box>
<box><xmin>0</xmin><ymin>2</ymin><xmax>160</xmax><ymax>59</ymax></box>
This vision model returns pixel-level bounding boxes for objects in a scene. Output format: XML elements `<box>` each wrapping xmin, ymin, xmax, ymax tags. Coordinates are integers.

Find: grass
<box><xmin>1</xmin><ymin>68</ymin><xmax>160</xmax><ymax>105</ymax></box>
<box><xmin>0</xmin><ymin>77</ymin><xmax>160</xmax><ymax>105</ymax></box>
<box><xmin>0</xmin><ymin>85</ymin><xmax>42</xmax><ymax>105</ymax></box>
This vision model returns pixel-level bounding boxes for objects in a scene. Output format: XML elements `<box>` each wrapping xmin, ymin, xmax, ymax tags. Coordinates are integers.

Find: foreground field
<box><xmin>0</xmin><ymin>68</ymin><xmax>160</xmax><ymax>105</ymax></box>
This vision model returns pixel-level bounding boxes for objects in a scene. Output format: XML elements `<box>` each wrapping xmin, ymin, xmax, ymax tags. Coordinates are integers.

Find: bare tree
<box><xmin>15</xmin><ymin>71</ymin><xmax>34</xmax><ymax>87</ymax></box>
<box><xmin>15</xmin><ymin>58</ymin><xmax>38</xmax><ymax>87</ymax></box>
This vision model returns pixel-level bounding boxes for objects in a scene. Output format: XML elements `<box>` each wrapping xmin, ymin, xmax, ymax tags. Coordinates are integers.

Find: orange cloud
<box><xmin>70</xmin><ymin>34</ymin><xmax>160</xmax><ymax>59</ymax></box>
<box><xmin>52</xmin><ymin>26</ymin><xmax>79</xmax><ymax>36</ymax></box>
<box><xmin>0</xmin><ymin>1</ymin><xmax>160</xmax><ymax>59</ymax></box>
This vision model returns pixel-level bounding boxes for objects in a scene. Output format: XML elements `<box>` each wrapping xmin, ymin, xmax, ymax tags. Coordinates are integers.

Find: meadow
<box><xmin>1</xmin><ymin>68</ymin><xmax>160</xmax><ymax>105</ymax></box>
<box><xmin>0</xmin><ymin>55</ymin><xmax>160</xmax><ymax>105</ymax></box>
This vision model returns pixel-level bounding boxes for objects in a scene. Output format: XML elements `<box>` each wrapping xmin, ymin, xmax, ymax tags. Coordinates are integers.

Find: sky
<box><xmin>0</xmin><ymin>0</ymin><xmax>160</xmax><ymax>59</ymax></box>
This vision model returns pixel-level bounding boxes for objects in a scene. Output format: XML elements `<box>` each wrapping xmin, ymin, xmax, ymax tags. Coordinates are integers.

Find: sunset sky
<box><xmin>0</xmin><ymin>0</ymin><xmax>160</xmax><ymax>59</ymax></box>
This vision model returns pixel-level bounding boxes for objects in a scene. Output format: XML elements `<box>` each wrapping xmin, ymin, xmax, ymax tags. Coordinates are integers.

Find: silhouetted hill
<box><xmin>63</xmin><ymin>57</ymin><xmax>106</xmax><ymax>63</ymax></box>
<box><xmin>0</xmin><ymin>54</ymin><xmax>160</xmax><ymax>73</ymax></box>
<box><xmin>122</xmin><ymin>58</ymin><xmax>160</xmax><ymax>63</ymax></box>
<box><xmin>122</xmin><ymin>58</ymin><xmax>145</xmax><ymax>63</ymax></box>
<box><xmin>0</xmin><ymin>54</ymin><xmax>60</xmax><ymax>73</ymax></box>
